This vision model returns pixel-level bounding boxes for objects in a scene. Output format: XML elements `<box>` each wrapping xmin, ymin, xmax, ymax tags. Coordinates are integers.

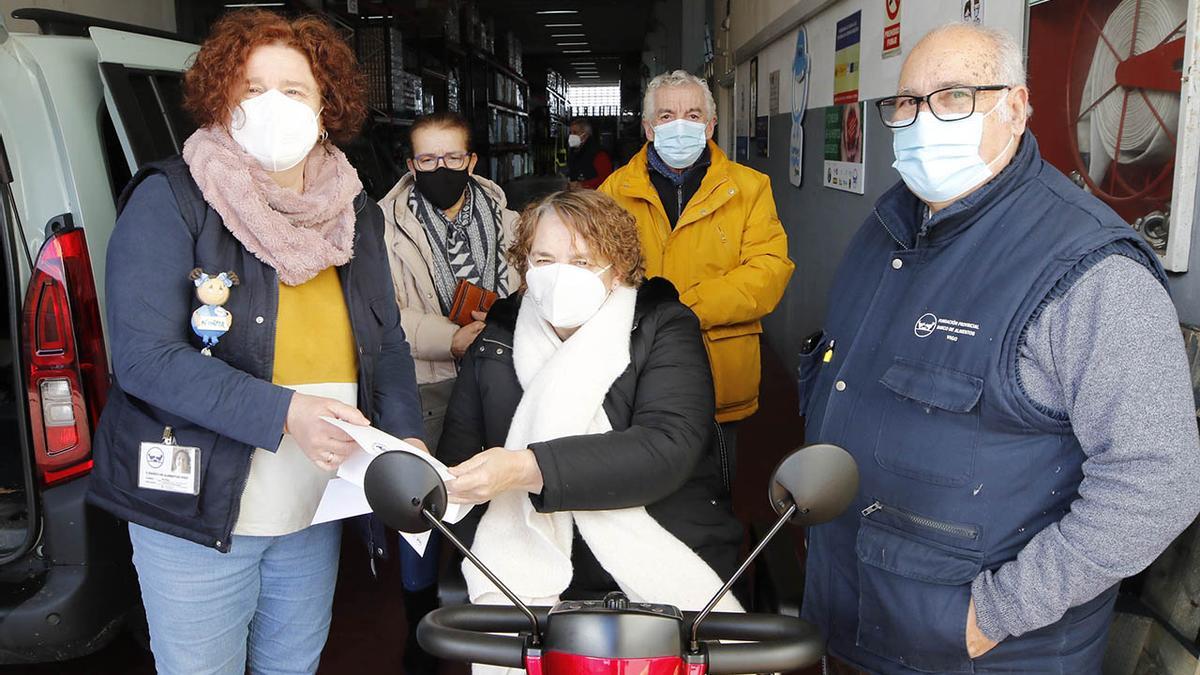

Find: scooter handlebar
<box><xmin>417</xmin><ymin>605</ymin><xmax>551</xmax><ymax>669</ymax></box>
<box><xmin>418</xmin><ymin>606</ymin><xmax>823</xmax><ymax>673</ymax></box>
<box><xmin>685</xmin><ymin>611</ymin><xmax>825</xmax><ymax>674</ymax></box>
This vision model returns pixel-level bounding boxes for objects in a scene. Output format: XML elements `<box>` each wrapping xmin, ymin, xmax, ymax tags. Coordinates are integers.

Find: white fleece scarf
<box><xmin>465</xmin><ymin>286</ymin><xmax>741</xmax><ymax>673</ymax></box>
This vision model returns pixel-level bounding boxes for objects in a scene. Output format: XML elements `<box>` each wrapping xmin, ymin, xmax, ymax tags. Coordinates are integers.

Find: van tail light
<box><xmin>22</xmin><ymin>226</ymin><xmax>109</xmax><ymax>486</ymax></box>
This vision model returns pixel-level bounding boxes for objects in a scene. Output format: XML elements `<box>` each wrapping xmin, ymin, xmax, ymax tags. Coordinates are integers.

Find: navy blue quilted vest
<box><xmin>799</xmin><ymin>132</ymin><xmax>1164</xmax><ymax>673</ymax></box>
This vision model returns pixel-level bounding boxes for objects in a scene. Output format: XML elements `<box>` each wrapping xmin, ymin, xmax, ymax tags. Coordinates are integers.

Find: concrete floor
<box><xmin>1</xmin><ymin>347</ymin><xmax>807</xmax><ymax>675</ymax></box>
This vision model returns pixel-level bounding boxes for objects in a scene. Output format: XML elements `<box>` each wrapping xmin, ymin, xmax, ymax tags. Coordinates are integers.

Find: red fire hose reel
<box><xmin>1060</xmin><ymin>0</ymin><xmax>1189</xmax><ymax>258</ymax></box>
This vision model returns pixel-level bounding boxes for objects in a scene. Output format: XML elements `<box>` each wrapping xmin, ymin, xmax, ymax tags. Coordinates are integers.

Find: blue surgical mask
<box><xmin>891</xmin><ymin>92</ymin><xmax>1015</xmax><ymax>203</ymax></box>
<box><xmin>652</xmin><ymin>119</ymin><xmax>708</xmax><ymax>169</ymax></box>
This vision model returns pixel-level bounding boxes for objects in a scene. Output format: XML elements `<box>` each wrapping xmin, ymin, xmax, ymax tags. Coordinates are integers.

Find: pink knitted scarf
<box><xmin>181</xmin><ymin>126</ymin><xmax>363</xmax><ymax>286</ymax></box>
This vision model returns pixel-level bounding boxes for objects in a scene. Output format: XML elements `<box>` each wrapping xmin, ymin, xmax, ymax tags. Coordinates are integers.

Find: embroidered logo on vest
<box><xmin>914</xmin><ymin>313</ymin><xmax>981</xmax><ymax>342</ymax></box>
<box><xmin>914</xmin><ymin>313</ymin><xmax>938</xmax><ymax>338</ymax></box>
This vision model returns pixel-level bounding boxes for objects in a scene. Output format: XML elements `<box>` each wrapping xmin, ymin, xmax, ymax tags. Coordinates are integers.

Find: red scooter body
<box><xmin>528</xmin><ymin>654</ymin><xmax>703</xmax><ymax>675</ymax></box>
<box><xmin>521</xmin><ymin>597</ymin><xmax>704</xmax><ymax>675</ymax></box>
<box><xmin>530</xmin><ymin>653</ymin><xmax>700</xmax><ymax>672</ymax></box>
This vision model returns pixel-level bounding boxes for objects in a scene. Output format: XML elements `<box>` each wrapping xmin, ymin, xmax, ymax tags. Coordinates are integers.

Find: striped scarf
<box><xmin>409</xmin><ymin>178</ymin><xmax>509</xmax><ymax>314</ymax></box>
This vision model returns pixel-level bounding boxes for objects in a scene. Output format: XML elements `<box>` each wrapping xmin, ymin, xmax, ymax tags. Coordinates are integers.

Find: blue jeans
<box><xmin>129</xmin><ymin>521</ymin><xmax>342</xmax><ymax>675</ymax></box>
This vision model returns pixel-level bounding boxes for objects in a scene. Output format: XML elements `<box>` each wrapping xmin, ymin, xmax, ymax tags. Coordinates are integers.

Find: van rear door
<box><xmin>91</xmin><ymin>27</ymin><xmax>197</xmax><ymax>172</ymax></box>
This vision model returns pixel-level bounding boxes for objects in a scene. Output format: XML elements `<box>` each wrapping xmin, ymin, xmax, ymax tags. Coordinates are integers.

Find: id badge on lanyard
<box><xmin>138</xmin><ymin>426</ymin><xmax>202</xmax><ymax>496</ymax></box>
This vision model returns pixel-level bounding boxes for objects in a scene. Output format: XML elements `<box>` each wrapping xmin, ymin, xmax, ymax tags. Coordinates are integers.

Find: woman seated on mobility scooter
<box><xmin>439</xmin><ymin>189</ymin><xmax>744</xmax><ymax>612</ymax></box>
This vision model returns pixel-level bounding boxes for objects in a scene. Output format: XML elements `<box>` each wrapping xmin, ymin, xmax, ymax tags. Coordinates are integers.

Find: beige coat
<box><xmin>379</xmin><ymin>173</ymin><xmax>521</xmax><ymax>384</ymax></box>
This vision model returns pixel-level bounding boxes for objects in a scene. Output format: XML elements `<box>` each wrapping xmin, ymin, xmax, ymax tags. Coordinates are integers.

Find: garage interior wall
<box><xmin>0</xmin><ymin>0</ymin><xmax>175</xmax><ymax>33</ymax></box>
<box><xmin>711</xmin><ymin>0</ymin><xmax>1027</xmax><ymax>374</ymax></box>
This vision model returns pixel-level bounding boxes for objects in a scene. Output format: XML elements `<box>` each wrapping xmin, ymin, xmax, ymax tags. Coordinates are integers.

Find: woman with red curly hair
<box><xmin>438</xmin><ymin>191</ymin><xmax>744</xmax><ymax>669</ymax></box>
<box><xmin>88</xmin><ymin>9</ymin><xmax>427</xmax><ymax>674</ymax></box>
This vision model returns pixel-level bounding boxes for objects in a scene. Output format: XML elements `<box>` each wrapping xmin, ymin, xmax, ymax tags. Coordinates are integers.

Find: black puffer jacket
<box><xmin>440</xmin><ymin>277</ymin><xmax>743</xmax><ymax>585</ymax></box>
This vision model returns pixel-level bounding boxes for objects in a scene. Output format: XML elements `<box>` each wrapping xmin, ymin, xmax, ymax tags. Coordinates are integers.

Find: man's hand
<box><xmin>966</xmin><ymin>597</ymin><xmax>1000</xmax><ymax>658</ymax></box>
<box><xmin>451</xmin><ymin>320</ymin><xmax>486</xmax><ymax>359</ymax></box>
<box><xmin>285</xmin><ymin>393</ymin><xmax>369</xmax><ymax>471</ymax></box>
<box><xmin>446</xmin><ymin>447</ymin><xmax>543</xmax><ymax>504</ymax></box>
<box><xmin>404</xmin><ymin>438</ymin><xmax>430</xmax><ymax>454</ymax></box>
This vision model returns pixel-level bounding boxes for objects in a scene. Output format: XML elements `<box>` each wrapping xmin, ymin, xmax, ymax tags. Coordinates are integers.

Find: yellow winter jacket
<box><xmin>599</xmin><ymin>142</ymin><xmax>794</xmax><ymax>422</ymax></box>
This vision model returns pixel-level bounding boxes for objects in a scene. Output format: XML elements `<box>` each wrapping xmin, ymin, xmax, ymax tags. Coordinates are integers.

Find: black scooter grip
<box><xmin>417</xmin><ymin>605</ymin><xmax>551</xmax><ymax>668</ymax></box>
<box><xmin>686</xmin><ymin>611</ymin><xmax>825</xmax><ymax>674</ymax></box>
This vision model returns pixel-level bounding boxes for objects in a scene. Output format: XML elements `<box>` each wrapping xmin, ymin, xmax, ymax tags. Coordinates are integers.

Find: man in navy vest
<box><xmin>800</xmin><ymin>22</ymin><xmax>1200</xmax><ymax>674</ymax></box>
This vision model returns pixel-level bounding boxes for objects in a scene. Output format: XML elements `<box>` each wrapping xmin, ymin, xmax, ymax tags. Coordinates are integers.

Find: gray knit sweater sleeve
<box><xmin>971</xmin><ymin>254</ymin><xmax>1200</xmax><ymax>642</ymax></box>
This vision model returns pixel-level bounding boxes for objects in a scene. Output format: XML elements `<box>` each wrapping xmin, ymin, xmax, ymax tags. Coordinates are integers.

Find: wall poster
<box><xmin>756</xmin><ymin>116</ymin><xmax>770</xmax><ymax>157</ymax></box>
<box><xmin>833</xmin><ymin>10</ymin><xmax>862</xmax><ymax>104</ymax></box>
<box><xmin>963</xmin><ymin>0</ymin><xmax>982</xmax><ymax>23</ymax></box>
<box><xmin>749</xmin><ymin>56</ymin><xmax>759</xmax><ymax>130</ymax></box>
<box><xmin>823</xmin><ymin>102</ymin><xmax>866</xmax><ymax>194</ymax></box>
<box><xmin>769</xmin><ymin>69</ymin><xmax>780</xmax><ymax>116</ymax></box>
<box><xmin>883</xmin><ymin>0</ymin><xmax>902</xmax><ymax>59</ymax></box>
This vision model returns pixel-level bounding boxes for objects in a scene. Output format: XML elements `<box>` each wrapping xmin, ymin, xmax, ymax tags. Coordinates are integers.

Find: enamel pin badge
<box><xmin>190</xmin><ymin>268</ymin><xmax>239</xmax><ymax>356</ymax></box>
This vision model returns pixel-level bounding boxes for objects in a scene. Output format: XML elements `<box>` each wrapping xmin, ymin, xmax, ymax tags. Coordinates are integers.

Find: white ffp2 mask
<box><xmin>525</xmin><ymin>263</ymin><xmax>612</xmax><ymax>329</ymax></box>
<box><xmin>229</xmin><ymin>89</ymin><xmax>320</xmax><ymax>172</ymax></box>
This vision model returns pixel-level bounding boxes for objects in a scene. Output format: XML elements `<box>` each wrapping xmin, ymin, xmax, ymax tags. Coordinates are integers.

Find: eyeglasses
<box><xmin>876</xmin><ymin>85</ymin><xmax>1010</xmax><ymax>128</ymax></box>
<box><xmin>413</xmin><ymin>152</ymin><xmax>471</xmax><ymax>171</ymax></box>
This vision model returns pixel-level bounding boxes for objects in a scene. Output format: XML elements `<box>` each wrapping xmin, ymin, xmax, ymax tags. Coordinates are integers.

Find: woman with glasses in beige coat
<box><xmin>376</xmin><ymin>111</ymin><xmax>519</xmax><ymax>674</ymax></box>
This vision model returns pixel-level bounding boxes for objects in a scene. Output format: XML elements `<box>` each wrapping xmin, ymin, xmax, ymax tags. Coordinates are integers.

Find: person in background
<box><xmin>439</xmin><ymin>190</ymin><xmax>743</xmax><ymax>675</ymax></box>
<box><xmin>566</xmin><ymin>118</ymin><xmax>613</xmax><ymax>189</ymax></box>
<box><xmin>376</xmin><ymin>111</ymin><xmax>519</xmax><ymax>674</ymax></box>
<box><xmin>800</xmin><ymin>23</ymin><xmax>1200</xmax><ymax>674</ymax></box>
<box><xmin>599</xmin><ymin>70</ymin><xmax>794</xmax><ymax>484</ymax></box>
<box><xmin>87</xmin><ymin>10</ymin><xmax>426</xmax><ymax>674</ymax></box>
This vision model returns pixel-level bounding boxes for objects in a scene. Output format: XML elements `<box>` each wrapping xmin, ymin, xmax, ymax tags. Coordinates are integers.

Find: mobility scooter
<box><xmin>363</xmin><ymin>443</ymin><xmax>858</xmax><ymax>674</ymax></box>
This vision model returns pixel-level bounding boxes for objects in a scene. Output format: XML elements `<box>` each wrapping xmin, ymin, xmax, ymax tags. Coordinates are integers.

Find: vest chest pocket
<box><xmin>875</xmin><ymin>357</ymin><xmax>983</xmax><ymax>487</ymax></box>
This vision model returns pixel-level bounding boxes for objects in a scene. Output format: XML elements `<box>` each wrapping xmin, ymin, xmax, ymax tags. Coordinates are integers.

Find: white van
<box><xmin>0</xmin><ymin>7</ymin><xmax>196</xmax><ymax>662</ymax></box>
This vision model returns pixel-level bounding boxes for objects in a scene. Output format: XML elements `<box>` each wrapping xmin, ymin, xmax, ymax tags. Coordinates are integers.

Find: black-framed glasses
<box><xmin>413</xmin><ymin>152</ymin><xmax>471</xmax><ymax>171</ymax></box>
<box><xmin>876</xmin><ymin>85</ymin><xmax>1010</xmax><ymax>128</ymax></box>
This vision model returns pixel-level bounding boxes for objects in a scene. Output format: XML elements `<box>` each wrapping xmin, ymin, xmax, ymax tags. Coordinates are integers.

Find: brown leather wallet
<box><xmin>448</xmin><ymin>279</ymin><xmax>498</xmax><ymax>326</ymax></box>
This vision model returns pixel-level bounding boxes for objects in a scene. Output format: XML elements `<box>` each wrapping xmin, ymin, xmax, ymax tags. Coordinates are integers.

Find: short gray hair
<box><xmin>571</xmin><ymin>118</ymin><xmax>593</xmax><ymax>136</ymax></box>
<box><xmin>643</xmin><ymin>70</ymin><xmax>716</xmax><ymax>120</ymax></box>
<box><xmin>919</xmin><ymin>23</ymin><xmax>1030</xmax><ymax>119</ymax></box>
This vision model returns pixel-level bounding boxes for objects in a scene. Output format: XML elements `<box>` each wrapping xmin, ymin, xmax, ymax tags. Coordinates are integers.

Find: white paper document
<box><xmin>310</xmin><ymin>418</ymin><xmax>472</xmax><ymax>556</ymax></box>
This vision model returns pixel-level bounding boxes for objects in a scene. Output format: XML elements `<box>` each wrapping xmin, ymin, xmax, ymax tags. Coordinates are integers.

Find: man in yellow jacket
<box><xmin>599</xmin><ymin>70</ymin><xmax>794</xmax><ymax>479</ymax></box>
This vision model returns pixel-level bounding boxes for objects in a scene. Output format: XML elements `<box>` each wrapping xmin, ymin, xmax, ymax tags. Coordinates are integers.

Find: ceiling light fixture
<box><xmin>556</xmin><ymin>42</ymin><xmax>589</xmax><ymax>46</ymax></box>
<box><xmin>563</xmin><ymin>49</ymin><xmax>591</xmax><ymax>54</ymax></box>
<box><xmin>545</xmin><ymin>23</ymin><xmax>583</xmax><ymax>27</ymax></box>
<box><xmin>537</xmin><ymin>9</ymin><xmax>578</xmax><ymax>14</ymax></box>
<box><xmin>551</xmin><ymin>33</ymin><xmax>586</xmax><ymax>37</ymax></box>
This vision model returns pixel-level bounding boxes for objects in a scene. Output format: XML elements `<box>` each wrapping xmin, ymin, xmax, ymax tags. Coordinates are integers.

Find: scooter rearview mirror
<box><xmin>363</xmin><ymin>451</ymin><xmax>447</xmax><ymax>533</ymax></box>
<box><xmin>769</xmin><ymin>443</ymin><xmax>859</xmax><ymax>526</ymax></box>
<box><xmin>362</xmin><ymin>450</ymin><xmax>544</xmax><ymax>644</ymax></box>
<box><xmin>691</xmin><ymin>443</ymin><xmax>857</xmax><ymax>650</ymax></box>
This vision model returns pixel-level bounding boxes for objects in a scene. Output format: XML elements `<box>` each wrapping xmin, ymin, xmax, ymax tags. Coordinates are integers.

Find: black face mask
<box><xmin>414</xmin><ymin>167</ymin><xmax>471</xmax><ymax>211</ymax></box>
